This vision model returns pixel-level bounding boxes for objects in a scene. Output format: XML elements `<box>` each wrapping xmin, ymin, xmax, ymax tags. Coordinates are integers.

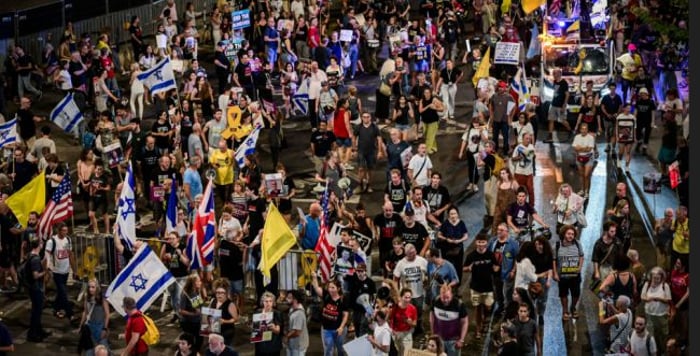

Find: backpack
<box><xmin>492</xmin><ymin>153</ymin><xmax>505</xmax><ymax>178</ymax></box>
<box><xmin>139</xmin><ymin>313</ymin><xmax>160</xmax><ymax>345</ymax></box>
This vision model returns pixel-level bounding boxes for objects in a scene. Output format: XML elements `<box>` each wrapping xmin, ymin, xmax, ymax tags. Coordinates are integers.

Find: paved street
<box><xmin>0</xmin><ymin>44</ymin><xmax>671</xmax><ymax>355</ymax></box>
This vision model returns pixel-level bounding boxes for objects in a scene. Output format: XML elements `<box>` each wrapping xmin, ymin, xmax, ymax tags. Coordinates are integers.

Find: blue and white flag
<box><xmin>116</xmin><ymin>162</ymin><xmax>137</xmax><ymax>250</ymax></box>
<box><xmin>0</xmin><ymin>119</ymin><xmax>18</xmax><ymax>148</ymax></box>
<box><xmin>104</xmin><ymin>244</ymin><xmax>175</xmax><ymax>316</ymax></box>
<box><xmin>526</xmin><ymin>22</ymin><xmax>541</xmax><ymax>60</ymax></box>
<box><xmin>165</xmin><ymin>180</ymin><xmax>178</xmax><ymax>234</ymax></box>
<box><xmin>49</xmin><ymin>93</ymin><xmax>83</xmax><ymax>133</ymax></box>
<box><xmin>234</xmin><ymin>125</ymin><xmax>262</xmax><ymax>168</ymax></box>
<box><xmin>511</xmin><ymin>67</ymin><xmax>531</xmax><ymax>111</ymax></box>
<box><xmin>292</xmin><ymin>78</ymin><xmax>309</xmax><ymax>115</ymax></box>
<box><xmin>137</xmin><ymin>57</ymin><xmax>177</xmax><ymax>95</ymax></box>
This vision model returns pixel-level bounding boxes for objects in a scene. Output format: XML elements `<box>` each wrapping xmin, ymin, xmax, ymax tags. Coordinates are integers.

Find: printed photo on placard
<box><xmin>250</xmin><ymin>312</ymin><xmax>274</xmax><ymax>343</ymax></box>
<box><xmin>104</xmin><ymin>142</ymin><xmax>123</xmax><ymax>168</ymax></box>
<box><xmin>265</xmin><ymin>173</ymin><xmax>284</xmax><ymax>198</ymax></box>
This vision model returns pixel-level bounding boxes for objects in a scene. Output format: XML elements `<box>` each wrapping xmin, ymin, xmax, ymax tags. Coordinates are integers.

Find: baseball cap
<box><xmin>497</xmin><ymin>81</ymin><xmax>508</xmax><ymax>89</ymax></box>
<box><xmin>217</xmin><ymin>41</ymin><xmax>226</xmax><ymax>47</ymax></box>
<box><xmin>355</xmin><ymin>263</ymin><xmax>367</xmax><ymax>271</ymax></box>
<box><xmin>627</xmin><ymin>43</ymin><xmax>637</xmax><ymax>51</ymax></box>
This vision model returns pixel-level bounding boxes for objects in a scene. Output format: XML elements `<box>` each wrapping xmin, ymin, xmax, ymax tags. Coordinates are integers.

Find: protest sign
<box><xmin>494</xmin><ymin>42</ymin><xmax>521</xmax><ymax>65</ymax></box>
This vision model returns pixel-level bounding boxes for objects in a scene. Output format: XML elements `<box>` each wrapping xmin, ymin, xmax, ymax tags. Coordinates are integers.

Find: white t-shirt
<box><xmin>511</xmin><ymin>122</ymin><xmax>534</xmax><ymax>145</ymax></box>
<box><xmin>373</xmin><ymin>322</ymin><xmax>392</xmax><ymax>356</ymax></box>
<box><xmin>628</xmin><ymin>331</ymin><xmax>657</xmax><ymax>356</ymax></box>
<box><xmin>572</xmin><ymin>134</ymin><xmax>595</xmax><ymax>157</ymax></box>
<box><xmin>58</xmin><ymin>69</ymin><xmax>72</xmax><ymax>90</ymax></box>
<box><xmin>642</xmin><ymin>282</ymin><xmax>672</xmax><ymax>316</ymax></box>
<box><xmin>511</xmin><ymin>143</ymin><xmax>535</xmax><ymax>176</ymax></box>
<box><xmin>46</xmin><ymin>236</ymin><xmax>72</xmax><ymax>274</ymax></box>
<box><xmin>405</xmin><ymin>200</ymin><xmax>431</xmax><ymax>228</ymax></box>
<box><xmin>609</xmin><ymin>309</ymin><xmax>633</xmax><ymax>353</ymax></box>
<box><xmin>308</xmin><ymin>70</ymin><xmax>327</xmax><ymax>100</ymax></box>
<box><xmin>408</xmin><ymin>154</ymin><xmax>433</xmax><ymax>187</ymax></box>
<box><xmin>393</xmin><ymin>256</ymin><xmax>428</xmax><ymax>298</ymax></box>
<box><xmin>461</xmin><ymin>127</ymin><xmax>489</xmax><ymax>153</ymax></box>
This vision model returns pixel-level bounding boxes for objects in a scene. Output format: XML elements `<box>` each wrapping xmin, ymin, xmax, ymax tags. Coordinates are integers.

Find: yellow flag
<box><xmin>521</xmin><ymin>0</ymin><xmax>546</xmax><ymax>14</ymax></box>
<box><xmin>6</xmin><ymin>171</ymin><xmax>46</xmax><ymax>227</ymax></box>
<box><xmin>258</xmin><ymin>203</ymin><xmax>297</xmax><ymax>278</ymax></box>
<box><xmin>472</xmin><ymin>47</ymin><xmax>491</xmax><ymax>87</ymax></box>
<box><xmin>501</xmin><ymin>0</ymin><xmax>512</xmax><ymax>15</ymax></box>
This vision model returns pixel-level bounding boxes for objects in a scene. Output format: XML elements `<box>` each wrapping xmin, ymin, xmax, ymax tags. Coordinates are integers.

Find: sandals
<box><xmin>562</xmin><ymin>312</ymin><xmax>571</xmax><ymax>321</ymax></box>
<box><xmin>54</xmin><ymin>311</ymin><xmax>66</xmax><ymax>319</ymax></box>
<box><xmin>571</xmin><ymin>309</ymin><xmax>579</xmax><ymax>319</ymax></box>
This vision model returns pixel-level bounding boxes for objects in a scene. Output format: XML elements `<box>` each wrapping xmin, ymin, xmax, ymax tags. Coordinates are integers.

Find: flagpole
<box><xmin>66</xmin><ymin>162</ymin><xmax>75</xmax><ymax>231</ymax></box>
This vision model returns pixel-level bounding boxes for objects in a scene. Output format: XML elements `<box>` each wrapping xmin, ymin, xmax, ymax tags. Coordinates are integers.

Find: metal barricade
<box><xmin>72</xmin><ymin>232</ymin><xmax>117</xmax><ymax>286</ymax></box>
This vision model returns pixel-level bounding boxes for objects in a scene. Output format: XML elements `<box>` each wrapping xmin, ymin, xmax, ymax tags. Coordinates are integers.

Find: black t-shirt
<box><xmin>10</xmin><ymin>160</ymin><xmax>37</xmax><ymax>192</ymax></box>
<box><xmin>513</xmin><ymin>318</ymin><xmax>538</xmax><ymax>354</ymax></box>
<box><xmin>150</xmin><ymin>167</ymin><xmax>177</xmax><ymax>188</ymax></box>
<box><xmin>310</xmin><ymin>130</ymin><xmax>336</xmax><ymax>157</ymax></box>
<box><xmin>294</xmin><ymin>23</ymin><xmax>308</xmax><ymax>42</ymax></box>
<box><xmin>16</xmin><ymin>55</ymin><xmax>34</xmax><ymax>76</ymax></box>
<box><xmin>464</xmin><ymin>249</ymin><xmax>497</xmax><ymax>292</ymax></box>
<box><xmin>551</xmin><ymin>79</ymin><xmax>569</xmax><ymax>107</ymax></box>
<box><xmin>69</xmin><ymin>60</ymin><xmax>86</xmax><ymax>87</ymax></box>
<box><xmin>140</xmin><ymin>147</ymin><xmax>160</xmax><ymax>177</ymax></box>
<box><xmin>385</xmin><ymin>180</ymin><xmax>408</xmax><ymax>212</ymax></box>
<box><xmin>234</xmin><ymin>62</ymin><xmax>253</xmax><ymax>86</ymax></box>
<box><xmin>246</xmin><ymin>197</ymin><xmax>267</xmax><ymax>240</ymax></box>
<box><xmin>354</xmin><ymin>123</ymin><xmax>380</xmax><ymax>154</ymax></box>
<box><xmin>397</xmin><ymin>222</ymin><xmax>428</xmax><ymax>249</ymax></box>
<box><xmin>16</xmin><ymin>109</ymin><xmax>36</xmax><ymax>141</ymax></box>
<box><xmin>635</xmin><ymin>98</ymin><xmax>656</xmax><ymax>122</ymax></box>
<box><xmin>215</xmin><ymin>51</ymin><xmax>231</xmax><ymax>74</ymax></box>
<box><xmin>165</xmin><ymin>243</ymin><xmax>188</xmax><ymax>278</ymax></box>
<box><xmin>386</xmin><ymin>250</ymin><xmax>405</xmax><ymax>274</ymax></box>
<box><xmin>89</xmin><ymin>173</ymin><xmax>110</xmax><ymax>200</ymax></box>
<box><xmin>579</xmin><ymin>106</ymin><xmax>599</xmax><ymax>133</ymax></box>
<box><xmin>440</xmin><ymin>68</ymin><xmax>462</xmax><ymax>84</ymax></box>
<box><xmin>600</xmin><ymin>94</ymin><xmax>622</xmax><ymax>119</ymax></box>
<box><xmin>373</xmin><ymin>213</ymin><xmax>404</xmax><ymax>243</ymax></box>
<box><xmin>219</xmin><ymin>239</ymin><xmax>244</xmax><ymax>280</ymax></box>
<box><xmin>321</xmin><ymin>290</ymin><xmax>349</xmax><ymax>330</ymax></box>
<box><xmin>498</xmin><ymin>340</ymin><xmax>520</xmax><ymax>356</ymax></box>
<box><xmin>482</xmin><ymin>154</ymin><xmax>496</xmax><ymax>180</ymax></box>
<box><xmin>423</xmin><ymin>185</ymin><xmax>451</xmax><ymax>221</ymax></box>
<box><xmin>347</xmin><ymin>274</ymin><xmax>377</xmax><ymax>311</ymax></box>
<box><xmin>151</xmin><ymin>120</ymin><xmax>172</xmax><ymax>149</ymax></box>
<box><xmin>506</xmin><ymin>202</ymin><xmax>536</xmax><ymax>229</ymax></box>
<box><xmin>28</xmin><ymin>253</ymin><xmax>43</xmax><ymax>291</ymax></box>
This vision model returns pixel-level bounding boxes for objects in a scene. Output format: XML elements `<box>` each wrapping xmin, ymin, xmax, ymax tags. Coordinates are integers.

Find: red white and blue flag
<box><xmin>187</xmin><ymin>180</ymin><xmax>216</xmax><ymax>270</ymax></box>
<box><xmin>38</xmin><ymin>174</ymin><xmax>73</xmax><ymax>238</ymax></box>
<box><xmin>314</xmin><ymin>185</ymin><xmax>334</xmax><ymax>282</ymax></box>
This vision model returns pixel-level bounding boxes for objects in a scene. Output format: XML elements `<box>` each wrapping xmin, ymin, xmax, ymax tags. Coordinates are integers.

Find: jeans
<box><xmin>29</xmin><ymin>288</ymin><xmax>44</xmax><ymax>338</ymax></box>
<box><xmin>659</xmin><ymin>70</ymin><xmax>677</xmax><ymax>100</ymax></box>
<box><xmin>321</xmin><ymin>327</ymin><xmax>346</xmax><ymax>356</ymax></box>
<box><xmin>412</xmin><ymin>296</ymin><xmax>425</xmax><ymax>334</ymax></box>
<box><xmin>348</xmin><ymin>44</ymin><xmax>359</xmax><ymax>78</ymax></box>
<box><xmin>267</xmin><ymin>46</ymin><xmax>278</xmax><ymax>67</ymax></box>
<box><xmin>87</xmin><ymin>319</ymin><xmax>105</xmax><ymax>343</ymax></box>
<box><xmin>440</xmin><ymin>84</ymin><xmax>457</xmax><ymax>119</ymax></box>
<box><xmin>106</xmin><ymin>76</ymin><xmax>120</xmax><ymax>98</ymax></box>
<box><xmin>492</xmin><ymin>121</ymin><xmax>510</xmax><ymax>154</ymax></box>
<box><xmin>443</xmin><ymin>339</ymin><xmax>461</xmax><ymax>356</ymax></box>
<box><xmin>53</xmin><ymin>272</ymin><xmax>73</xmax><ymax>317</ymax></box>
<box><xmin>287</xmin><ymin>349</ymin><xmax>306</xmax><ymax>356</ymax></box>
<box><xmin>18</xmin><ymin>74</ymin><xmax>41</xmax><ymax>98</ymax></box>
<box><xmin>168</xmin><ymin>276</ymin><xmax>186</xmax><ymax>316</ymax></box>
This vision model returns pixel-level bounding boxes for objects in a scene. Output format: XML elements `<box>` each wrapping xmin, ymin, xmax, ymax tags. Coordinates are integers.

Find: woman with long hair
<box><xmin>76</xmin><ymin>148</ymin><xmax>95</xmax><ymax>218</ymax></box>
<box><xmin>641</xmin><ymin>266</ymin><xmax>672</xmax><ymax>355</ymax></box>
<box><xmin>459</xmin><ymin>116</ymin><xmax>489</xmax><ymax>192</ymax></box>
<box><xmin>388</xmin><ymin>288</ymin><xmax>417</xmax><ymax>356</ymax></box>
<box><xmin>311</xmin><ymin>275</ymin><xmax>350</xmax><ymax>356</ymax></box>
<box><xmin>599</xmin><ymin>254</ymin><xmax>637</xmax><ymax>305</ymax></box>
<box><xmin>424</xmin><ymin>335</ymin><xmax>447</xmax><ymax>356</ymax></box>
<box><xmin>280</xmin><ymin>62</ymin><xmax>299</xmax><ymax>119</ymax></box>
<box><xmin>138</xmin><ymin>44</ymin><xmax>156</xmax><ymax>70</ymax></box>
<box><xmin>491</xmin><ymin>167</ymin><xmax>519</xmax><ymax>235</ymax></box>
<box><xmin>392</xmin><ymin>95</ymin><xmax>415</xmax><ymax>142</ymax></box>
<box><xmin>610</xmin><ymin>199</ymin><xmax>632</xmax><ymax>252</ymax></box>
<box><xmin>179</xmin><ymin>273</ymin><xmax>206</xmax><ymax>351</ymax></box>
<box><xmin>191</xmin><ymin>76</ymin><xmax>214</xmax><ymax>119</ymax></box>
<box><xmin>207</xmin><ymin>278</ymin><xmax>239</xmax><ymax>346</ymax></box>
<box><xmin>669</xmin><ymin>257</ymin><xmax>689</xmax><ymax>343</ymax></box>
<box><xmin>437</xmin><ymin>206</ymin><xmax>469</xmax><ymax>279</ymax></box>
<box><xmin>514</xmin><ymin>241</ymin><xmax>539</xmax><ymax>292</ymax></box>
<box><xmin>530</xmin><ymin>236</ymin><xmax>554</xmax><ymax>325</ymax></box>
<box><xmin>78</xmin><ymin>279</ymin><xmax>110</xmax><ymax>348</ymax></box>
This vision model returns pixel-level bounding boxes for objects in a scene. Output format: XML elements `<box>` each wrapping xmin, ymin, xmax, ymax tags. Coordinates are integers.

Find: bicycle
<box><xmin>514</xmin><ymin>225</ymin><xmax>552</xmax><ymax>245</ymax></box>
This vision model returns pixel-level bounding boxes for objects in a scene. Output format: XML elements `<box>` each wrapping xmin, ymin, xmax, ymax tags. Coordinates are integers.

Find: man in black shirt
<box><xmin>396</xmin><ymin>209</ymin><xmax>430</xmax><ymax>256</ymax></box>
<box><xmin>347</xmin><ymin>263</ymin><xmax>376</xmax><ymax>336</ymax></box>
<box><xmin>150</xmin><ymin>155</ymin><xmax>177</xmax><ymax>223</ymax></box>
<box><xmin>89</xmin><ymin>162</ymin><xmax>111</xmax><ymax>234</ymax></box>
<box><xmin>151</xmin><ymin>112</ymin><xmax>173</xmax><ymax>155</ymax></box>
<box><xmin>423</xmin><ymin>172</ymin><xmax>451</xmax><ymax>222</ymax></box>
<box><xmin>214</xmin><ymin>42</ymin><xmax>232</xmax><ymax>95</ymax></box>
<box><xmin>15</xmin><ymin>46</ymin><xmax>42</xmax><ymax>100</ymax></box>
<box><xmin>233</xmin><ymin>54</ymin><xmax>255</xmax><ymax>100</ymax></box>
<box><xmin>374</xmin><ymin>202</ymin><xmax>404</xmax><ymax>277</ymax></box>
<box><xmin>634</xmin><ymin>88</ymin><xmax>655</xmax><ymax>153</ymax></box>
<box><xmin>600</xmin><ymin>83</ymin><xmax>623</xmax><ymax>152</ymax></box>
<box><xmin>464</xmin><ymin>233</ymin><xmax>498</xmax><ymax>338</ymax></box>
<box><xmin>545</xmin><ymin>68</ymin><xmax>572</xmax><ymax>142</ymax></box>
<box><xmin>139</xmin><ymin>136</ymin><xmax>159</xmax><ymax>203</ymax></box>
<box><xmin>8</xmin><ymin>148</ymin><xmax>37</xmax><ymax>192</ymax></box>
<box><xmin>15</xmin><ymin>97</ymin><xmax>44</xmax><ymax>147</ymax></box>
<box><xmin>68</xmin><ymin>51</ymin><xmax>88</xmax><ymax>92</ymax></box>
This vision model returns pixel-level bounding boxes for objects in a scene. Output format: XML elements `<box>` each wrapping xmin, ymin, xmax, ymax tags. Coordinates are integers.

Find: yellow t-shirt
<box><xmin>672</xmin><ymin>219</ymin><xmax>689</xmax><ymax>254</ymax></box>
<box><xmin>209</xmin><ymin>149</ymin><xmax>235</xmax><ymax>185</ymax></box>
<box><xmin>621</xmin><ymin>54</ymin><xmax>643</xmax><ymax>81</ymax></box>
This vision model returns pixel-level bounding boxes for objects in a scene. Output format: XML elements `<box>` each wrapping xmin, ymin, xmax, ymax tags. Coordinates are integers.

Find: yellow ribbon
<box><xmin>297</xmin><ymin>250</ymin><xmax>318</xmax><ymax>287</ymax></box>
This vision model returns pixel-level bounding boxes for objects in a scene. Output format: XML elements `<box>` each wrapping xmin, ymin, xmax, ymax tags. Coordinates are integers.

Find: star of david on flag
<box><xmin>137</xmin><ymin>57</ymin><xmax>177</xmax><ymax>96</ymax></box>
<box><xmin>49</xmin><ymin>93</ymin><xmax>84</xmax><ymax>134</ymax></box>
<box><xmin>105</xmin><ymin>244</ymin><xmax>174</xmax><ymax>316</ymax></box>
<box><xmin>0</xmin><ymin>118</ymin><xmax>18</xmax><ymax>149</ymax></box>
<box><xmin>234</xmin><ymin>124</ymin><xmax>262</xmax><ymax>168</ymax></box>
<box><xmin>116</xmin><ymin>162</ymin><xmax>137</xmax><ymax>250</ymax></box>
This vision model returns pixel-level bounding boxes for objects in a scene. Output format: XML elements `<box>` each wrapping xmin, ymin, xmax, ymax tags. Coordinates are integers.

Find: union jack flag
<box><xmin>38</xmin><ymin>174</ymin><xmax>73</xmax><ymax>238</ymax></box>
<box><xmin>188</xmin><ymin>180</ymin><xmax>216</xmax><ymax>269</ymax></box>
<box><xmin>314</xmin><ymin>185</ymin><xmax>334</xmax><ymax>282</ymax></box>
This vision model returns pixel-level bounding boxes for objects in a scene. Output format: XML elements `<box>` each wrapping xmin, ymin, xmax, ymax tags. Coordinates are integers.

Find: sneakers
<box><xmin>473</xmin><ymin>185</ymin><xmax>479</xmax><ymax>192</ymax></box>
<box><xmin>604</xmin><ymin>145</ymin><xmax>611</xmax><ymax>152</ymax></box>
<box><xmin>466</xmin><ymin>183</ymin><xmax>474</xmax><ymax>191</ymax></box>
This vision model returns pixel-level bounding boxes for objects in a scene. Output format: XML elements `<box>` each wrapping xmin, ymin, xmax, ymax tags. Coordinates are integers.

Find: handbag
<box><xmin>379</xmin><ymin>82</ymin><xmax>392</xmax><ymax>96</ymax></box>
<box><xmin>528</xmin><ymin>281</ymin><xmax>544</xmax><ymax>297</ymax></box>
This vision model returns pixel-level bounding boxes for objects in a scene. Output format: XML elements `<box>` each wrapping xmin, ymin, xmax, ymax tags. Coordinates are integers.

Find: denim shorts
<box><xmin>395</xmin><ymin>123</ymin><xmax>411</xmax><ymax>131</ymax></box>
<box><xmin>336</xmin><ymin>138</ymin><xmax>352</xmax><ymax>147</ymax></box>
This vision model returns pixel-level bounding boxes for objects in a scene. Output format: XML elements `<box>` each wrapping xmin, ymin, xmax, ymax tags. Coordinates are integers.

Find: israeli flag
<box><xmin>292</xmin><ymin>78</ymin><xmax>309</xmax><ymax>115</ymax></box>
<box><xmin>116</xmin><ymin>162</ymin><xmax>137</xmax><ymax>250</ymax></box>
<box><xmin>137</xmin><ymin>57</ymin><xmax>177</xmax><ymax>96</ymax></box>
<box><xmin>49</xmin><ymin>93</ymin><xmax>83</xmax><ymax>133</ymax></box>
<box><xmin>0</xmin><ymin>119</ymin><xmax>18</xmax><ymax>148</ymax></box>
<box><xmin>105</xmin><ymin>244</ymin><xmax>175</xmax><ymax>316</ymax></box>
<box><xmin>234</xmin><ymin>125</ymin><xmax>262</xmax><ymax>168</ymax></box>
<box><xmin>511</xmin><ymin>67</ymin><xmax>531</xmax><ymax>111</ymax></box>
<box><xmin>165</xmin><ymin>180</ymin><xmax>178</xmax><ymax>234</ymax></box>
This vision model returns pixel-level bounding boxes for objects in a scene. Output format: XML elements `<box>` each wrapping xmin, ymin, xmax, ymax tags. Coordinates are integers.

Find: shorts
<box><xmin>470</xmin><ymin>290</ymin><xmax>495</xmax><ymax>307</ymax></box>
<box><xmin>548</xmin><ymin>106</ymin><xmax>567</xmax><ymax>123</ymax></box>
<box><xmin>395</xmin><ymin>123</ymin><xmax>411</xmax><ymax>132</ymax></box>
<box><xmin>229</xmin><ymin>279</ymin><xmax>244</xmax><ymax>295</ymax></box>
<box><xmin>558</xmin><ymin>275</ymin><xmax>582</xmax><ymax>299</ymax></box>
<box><xmin>576</xmin><ymin>155</ymin><xmax>594</xmax><ymax>168</ymax></box>
<box><xmin>413</xmin><ymin>60</ymin><xmax>430</xmax><ymax>73</ymax></box>
<box><xmin>336</xmin><ymin>138</ymin><xmax>352</xmax><ymax>147</ymax></box>
<box><xmin>89</xmin><ymin>198</ymin><xmax>109</xmax><ymax>215</ymax></box>
<box><xmin>357</xmin><ymin>151</ymin><xmax>377</xmax><ymax>169</ymax></box>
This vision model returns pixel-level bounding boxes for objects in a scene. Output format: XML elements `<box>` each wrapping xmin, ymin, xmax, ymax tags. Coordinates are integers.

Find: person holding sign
<box><xmin>252</xmin><ymin>292</ymin><xmax>284</xmax><ymax>355</ymax></box>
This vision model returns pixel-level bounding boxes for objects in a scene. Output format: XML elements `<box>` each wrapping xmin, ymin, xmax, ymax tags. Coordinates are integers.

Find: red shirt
<box><xmin>308</xmin><ymin>26</ymin><xmax>320</xmax><ymax>48</ymax></box>
<box><xmin>670</xmin><ymin>270</ymin><xmax>689</xmax><ymax>305</ymax></box>
<box><xmin>125</xmin><ymin>311</ymin><xmax>149</xmax><ymax>354</ymax></box>
<box><xmin>389</xmin><ymin>303</ymin><xmax>417</xmax><ymax>332</ymax></box>
<box><xmin>333</xmin><ymin>108</ymin><xmax>350</xmax><ymax>139</ymax></box>
<box><xmin>100</xmin><ymin>56</ymin><xmax>115</xmax><ymax>79</ymax></box>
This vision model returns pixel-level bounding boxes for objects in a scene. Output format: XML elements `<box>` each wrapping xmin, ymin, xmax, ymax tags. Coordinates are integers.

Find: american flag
<box><xmin>314</xmin><ymin>185</ymin><xmax>334</xmax><ymax>282</ymax></box>
<box><xmin>38</xmin><ymin>174</ymin><xmax>73</xmax><ymax>238</ymax></box>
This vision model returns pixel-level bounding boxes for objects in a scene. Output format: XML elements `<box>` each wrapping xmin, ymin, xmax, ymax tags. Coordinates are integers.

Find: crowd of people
<box><xmin>0</xmin><ymin>0</ymin><xmax>690</xmax><ymax>355</ymax></box>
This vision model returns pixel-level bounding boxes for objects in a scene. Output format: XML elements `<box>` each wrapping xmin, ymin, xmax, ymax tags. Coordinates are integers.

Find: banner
<box><xmin>232</xmin><ymin>9</ymin><xmax>251</xmax><ymax>30</ymax></box>
<box><xmin>494</xmin><ymin>42</ymin><xmax>521</xmax><ymax>65</ymax></box>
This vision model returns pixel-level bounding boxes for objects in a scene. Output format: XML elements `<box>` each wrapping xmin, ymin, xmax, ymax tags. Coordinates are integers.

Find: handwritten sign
<box><xmin>232</xmin><ymin>9</ymin><xmax>251</xmax><ymax>30</ymax></box>
<box><xmin>340</xmin><ymin>29</ymin><xmax>353</xmax><ymax>42</ymax></box>
<box><xmin>494</xmin><ymin>42</ymin><xmax>521</xmax><ymax>65</ymax></box>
